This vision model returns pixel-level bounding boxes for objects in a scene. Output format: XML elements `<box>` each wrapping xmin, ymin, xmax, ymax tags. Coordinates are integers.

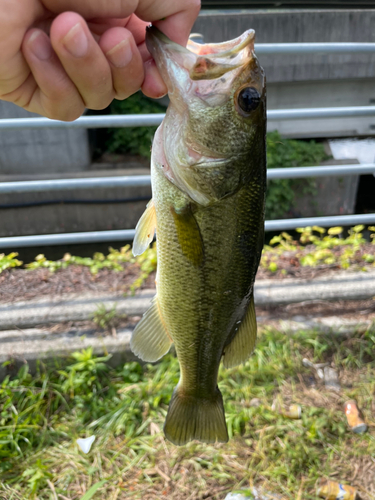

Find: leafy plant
<box><xmin>266</xmin><ymin>131</ymin><xmax>329</xmax><ymax>219</ymax></box>
<box><xmin>25</xmin><ymin>253</ymin><xmax>68</xmax><ymax>272</ymax></box>
<box><xmin>25</xmin><ymin>248</ymin><xmax>131</xmax><ymax>275</ymax></box>
<box><xmin>260</xmin><ymin>225</ymin><xmax>375</xmax><ymax>273</ymax></box>
<box><xmin>57</xmin><ymin>347</ymin><xmax>112</xmax><ymax>400</ymax></box>
<box><xmin>0</xmin><ymin>252</ymin><xmax>22</xmax><ymax>272</ymax></box>
<box><xmin>91</xmin><ymin>303</ymin><xmax>125</xmax><ymax>332</ymax></box>
<box><xmin>22</xmin><ymin>243</ymin><xmax>158</xmax><ymax>294</ymax></box>
<box><xmin>106</xmin><ymin>92</ymin><xmax>166</xmax><ymax>158</ymax></box>
<box><xmin>129</xmin><ymin>242</ymin><xmax>157</xmax><ymax>294</ymax></box>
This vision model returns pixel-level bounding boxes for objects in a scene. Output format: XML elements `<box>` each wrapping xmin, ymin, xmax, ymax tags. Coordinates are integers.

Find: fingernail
<box><xmin>106</xmin><ymin>39</ymin><xmax>133</xmax><ymax>68</ymax></box>
<box><xmin>28</xmin><ymin>31</ymin><xmax>53</xmax><ymax>61</ymax></box>
<box><xmin>62</xmin><ymin>23</ymin><xmax>88</xmax><ymax>58</ymax></box>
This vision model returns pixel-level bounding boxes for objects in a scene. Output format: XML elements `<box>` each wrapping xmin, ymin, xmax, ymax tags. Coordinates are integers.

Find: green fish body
<box><xmin>131</xmin><ymin>26</ymin><xmax>266</xmax><ymax>446</ymax></box>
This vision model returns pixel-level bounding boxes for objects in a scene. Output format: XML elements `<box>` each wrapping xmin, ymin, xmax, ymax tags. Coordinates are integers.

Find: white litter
<box><xmin>225</xmin><ymin>493</ymin><xmax>251</xmax><ymax>500</ymax></box>
<box><xmin>302</xmin><ymin>358</ymin><xmax>340</xmax><ymax>392</ymax></box>
<box><xmin>76</xmin><ymin>435</ymin><xmax>96</xmax><ymax>454</ymax></box>
<box><xmin>225</xmin><ymin>488</ymin><xmax>285</xmax><ymax>500</ymax></box>
<box><xmin>323</xmin><ymin>366</ymin><xmax>341</xmax><ymax>392</ymax></box>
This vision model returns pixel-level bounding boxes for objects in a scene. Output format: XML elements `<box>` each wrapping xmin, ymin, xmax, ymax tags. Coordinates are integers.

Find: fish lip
<box><xmin>145</xmin><ymin>25</ymin><xmax>256</xmax><ymax>85</ymax></box>
<box><xmin>146</xmin><ymin>25</ymin><xmax>255</xmax><ymax>59</ymax></box>
<box><xmin>146</xmin><ymin>25</ymin><xmax>180</xmax><ymax>48</ymax></box>
<box><xmin>145</xmin><ymin>25</ymin><xmax>191</xmax><ymax>63</ymax></box>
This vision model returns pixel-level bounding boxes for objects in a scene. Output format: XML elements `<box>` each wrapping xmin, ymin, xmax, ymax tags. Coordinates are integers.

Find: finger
<box><xmin>99</xmin><ymin>27</ymin><xmax>144</xmax><ymax>100</ymax></box>
<box><xmin>122</xmin><ymin>17</ymin><xmax>167</xmax><ymax>99</ymax></box>
<box><xmin>21</xmin><ymin>28</ymin><xmax>85</xmax><ymax>120</ymax></box>
<box><xmin>0</xmin><ymin>1</ymin><xmax>46</xmax><ymax>98</ymax></box>
<box><xmin>131</xmin><ymin>0</ymin><xmax>201</xmax><ymax>99</ymax></box>
<box><xmin>50</xmin><ymin>12</ymin><xmax>114</xmax><ymax>110</ymax></box>
<box><xmin>136</xmin><ymin>0</ymin><xmax>201</xmax><ymax>46</ymax></box>
<box><xmin>141</xmin><ymin>59</ymin><xmax>168</xmax><ymax>99</ymax></box>
<box><xmin>42</xmin><ymin>0</ymin><xmax>139</xmax><ymax>19</ymax></box>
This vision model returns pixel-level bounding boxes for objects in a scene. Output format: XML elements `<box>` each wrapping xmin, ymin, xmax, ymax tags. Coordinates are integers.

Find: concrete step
<box><xmin>0</xmin><ymin>270</ymin><xmax>374</xmax><ymax>331</ymax></box>
<box><xmin>1</xmin><ymin>312</ymin><xmax>373</xmax><ymax>381</ymax></box>
<box><xmin>1</xmin><ymin>270</ymin><xmax>374</xmax><ymax>379</ymax></box>
<box><xmin>0</xmin><ymin>289</ymin><xmax>154</xmax><ymax>331</ymax></box>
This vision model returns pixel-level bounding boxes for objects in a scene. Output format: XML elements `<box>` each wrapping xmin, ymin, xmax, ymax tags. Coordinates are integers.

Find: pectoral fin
<box><xmin>132</xmin><ymin>199</ymin><xmax>156</xmax><ymax>257</ymax></box>
<box><xmin>130</xmin><ymin>296</ymin><xmax>172</xmax><ymax>362</ymax></box>
<box><xmin>171</xmin><ymin>205</ymin><xmax>204</xmax><ymax>267</ymax></box>
<box><xmin>222</xmin><ymin>294</ymin><xmax>257</xmax><ymax>369</ymax></box>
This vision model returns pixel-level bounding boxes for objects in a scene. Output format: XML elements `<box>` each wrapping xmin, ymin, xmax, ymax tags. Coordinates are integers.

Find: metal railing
<box><xmin>255</xmin><ymin>42</ymin><xmax>375</xmax><ymax>55</ymax></box>
<box><xmin>1</xmin><ymin>214</ymin><xmax>375</xmax><ymax>250</ymax></box>
<box><xmin>0</xmin><ymin>41</ymin><xmax>374</xmax><ymax>249</ymax></box>
<box><xmin>1</xmin><ymin>164</ymin><xmax>375</xmax><ymax>194</ymax></box>
<box><xmin>1</xmin><ymin>106</ymin><xmax>375</xmax><ymax>130</ymax></box>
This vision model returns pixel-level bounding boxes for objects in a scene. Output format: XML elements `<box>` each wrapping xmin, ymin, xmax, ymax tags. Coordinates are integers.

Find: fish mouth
<box><xmin>146</xmin><ymin>25</ymin><xmax>255</xmax><ymax>99</ymax></box>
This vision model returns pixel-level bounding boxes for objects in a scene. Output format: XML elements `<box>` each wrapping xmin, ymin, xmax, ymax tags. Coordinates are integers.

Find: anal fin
<box><xmin>130</xmin><ymin>296</ymin><xmax>172</xmax><ymax>362</ymax></box>
<box><xmin>222</xmin><ymin>294</ymin><xmax>257</xmax><ymax>369</ymax></box>
<box><xmin>132</xmin><ymin>199</ymin><xmax>156</xmax><ymax>257</ymax></box>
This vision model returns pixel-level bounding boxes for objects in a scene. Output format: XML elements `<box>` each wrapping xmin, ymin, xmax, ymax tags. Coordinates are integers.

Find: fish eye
<box><xmin>237</xmin><ymin>87</ymin><xmax>261</xmax><ymax>114</ymax></box>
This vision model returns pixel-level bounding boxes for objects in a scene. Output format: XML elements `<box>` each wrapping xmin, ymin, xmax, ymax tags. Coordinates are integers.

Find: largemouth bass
<box><xmin>131</xmin><ymin>26</ymin><xmax>266</xmax><ymax>446</ymax></box>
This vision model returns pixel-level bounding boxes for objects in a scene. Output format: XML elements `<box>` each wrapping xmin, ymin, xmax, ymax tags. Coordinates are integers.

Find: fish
<box><xmin>131</xmin><ymin>25</ymin><xmax>266</xmax><ymax>446</ymax></box>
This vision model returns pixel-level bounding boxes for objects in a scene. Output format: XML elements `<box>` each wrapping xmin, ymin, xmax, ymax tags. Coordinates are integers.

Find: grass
<box><xmin>1</xmin><ymin>326</ymin><xmax>375</xmax><ymax>499</ymax></box>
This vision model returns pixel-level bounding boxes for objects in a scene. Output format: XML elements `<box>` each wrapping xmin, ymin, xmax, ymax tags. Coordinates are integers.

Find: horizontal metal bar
<box><xmin>1</xmin><ymin>164</ymin><xmax>374</xmax><ymax>194</ymax></box>
<box><xmin>0</xmin><ymin>230</ymin><xmax>136</xmax><ymax>249</ymax></box>
<box><xmin>267</xmin><ymin>164</ymin><xmax>375</xmax><ymax>179</ymax></box>
<box><xmin>255</xmin><ymin>43</ymin><xmax>375</xmax><ymax>55</ymax></box>
<box><xmin>268</xmin><ymin>106</ymin><xmax>375</xmax><ymax>121</ymax></box>
<box><xmin>1</xmin><ymin>214</ymin><xmax>374</xmax><ymax>249</ymax></box>
<box><xmin>0</xmin><ymin>105</ymin><xmax>374</xmax><ymax>130</ymax></box>
<box><xmin>265</xmin><ymin>214</ymin><xmax>375</xmax><ymax>232</ymax></box>
<box><xmin>0</xmin><ymin>165</ymin><xmax>368</xmax><ymax>194</ymax></box>
<box><xmin>0</xmin><ymin>114</ymin><xmax>165</xmax><ymax>130</ymax></box>
<box><xmin>0</xmin><ymin>175</ymin><xmax>152</xmax><ymax>194</ymax></box>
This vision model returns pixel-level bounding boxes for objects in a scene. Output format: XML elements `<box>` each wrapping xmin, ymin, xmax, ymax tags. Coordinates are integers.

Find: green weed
<box><xmin>0</xmin><ymin>252</ymin><xmax>22</xmax><ymax>272</ymax></box>
<box><xmin>91</xmin><ymin>304</ymin><xmax>126</xmax><ymax>333</ymax></box>
<box><xmin>106</xmin><ymin>92</ymin><xmax>166</xmax><ymax>159</ymax></box>
<box><xmin>266</xmin><ymin>131</ymin><xmax>329</xmax><ymax>219</ymax></box>
<box><xmin>261</xmin><ymin>225</ymin><xmax>375</xmax><ymax>273</ymax></box>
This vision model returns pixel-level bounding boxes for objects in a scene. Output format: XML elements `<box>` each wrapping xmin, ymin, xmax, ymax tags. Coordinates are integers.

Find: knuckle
<box><xmin>47</xmin><ymin>103</ymin><xmax>84</xmax><ymax>122</ymax></box>
<box><xmin>114</xmin><ymin>78</ymin><xmax>143</xmax><ymax>101</ymax></box>
<box><xmin>83</xmin><ymin>94</ymin><xmax>113</xmax><ymax>111</ymax></box>
<box><xmin>79</xmin><ymin>74</ymin><xmax>113</xmax><ymax>110</ymax></box>
<box><xmin>114</xmin><ymin>86</ymin><xmax>139</xmax><ymax>101</ymax></box>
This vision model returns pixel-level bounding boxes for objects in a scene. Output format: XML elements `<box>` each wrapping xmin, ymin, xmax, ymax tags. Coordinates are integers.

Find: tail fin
<box><xmin>164</xmin><ymin>387</ymin><xmax>229</xmax><ymax>446</ymax></box>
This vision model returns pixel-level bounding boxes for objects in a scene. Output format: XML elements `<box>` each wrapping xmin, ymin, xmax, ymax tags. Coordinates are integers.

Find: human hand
<box><xmin>0</xmin><ymin>0</ymin><xmax>200</xmax><ymax>121</ymax></box>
